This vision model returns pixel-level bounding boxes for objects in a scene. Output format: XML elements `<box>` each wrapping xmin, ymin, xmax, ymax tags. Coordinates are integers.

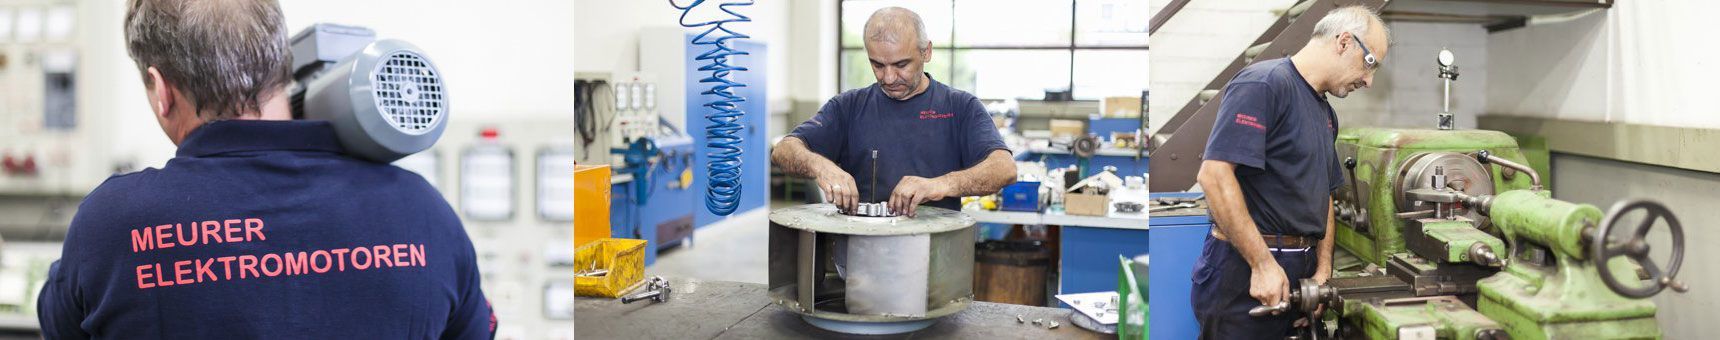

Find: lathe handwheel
<box><xmin>1594</xmin><ymin>198</ymin><xmax>1686</xmax><ymax>299</ymax></box>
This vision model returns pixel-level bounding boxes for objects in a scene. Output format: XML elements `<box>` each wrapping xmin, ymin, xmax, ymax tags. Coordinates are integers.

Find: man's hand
<box><xmin>815</xmin><ymin>163</ymin><xmax>860</xmax><ymax>213</ymax></box>
<box><xmin>889</xmin><ymin>176</ymin><xmax>952</xmax><ymax>217</ymax></box>
<box><xmin>1251</xmin><ymin>261</ymin><xmax>1291</xmax><ymax>313</ymax></box>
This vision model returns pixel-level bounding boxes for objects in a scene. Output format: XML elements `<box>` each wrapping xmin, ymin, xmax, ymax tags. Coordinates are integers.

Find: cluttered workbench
<box><xmin>574</xmin><ymin>278</ymin><xmax>1108</xmax><ymax>339</ymax></box>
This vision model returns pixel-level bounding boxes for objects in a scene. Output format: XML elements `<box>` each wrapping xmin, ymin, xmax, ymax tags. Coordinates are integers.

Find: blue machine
<box><xmin>682</xmin><ymin>35</ymin><xmax>768</xmax><ymax>229</ymax></box>
<box><xmin>611</xmin><ymin>138</ymin><xmax>661</xmax><ymax>202</ymax></box>
<box><xmin>1147</xmin><ymin>191</ymin><xmax>1211</xmax><ymax>340</ymax></box>
<box><xmin>609</xmin><ymin>134</ymin><xmax>697</xmax><ymax>266</ymax></box>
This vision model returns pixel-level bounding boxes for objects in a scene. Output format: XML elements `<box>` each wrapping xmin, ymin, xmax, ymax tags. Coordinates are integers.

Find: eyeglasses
<box><xmin>1350</xmin><ymin>34</ymin><xmax>1378</xmax><ymax>70</ymax></box>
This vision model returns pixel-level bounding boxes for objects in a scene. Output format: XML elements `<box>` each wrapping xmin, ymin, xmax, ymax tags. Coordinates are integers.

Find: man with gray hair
<box><xmin>773</xmin><ymin>7</ymin><xmax>1015</xmax><ymax>217</ymax></box>
<box><xmin>36</xmin><ymin>1</ymin><xmax>494</xmax><ymax>338</ymax></box>
<box><xmin>1190</xmin><ymin>5</ymin><xmax>1389</xmax><ymax>338</ymax></box>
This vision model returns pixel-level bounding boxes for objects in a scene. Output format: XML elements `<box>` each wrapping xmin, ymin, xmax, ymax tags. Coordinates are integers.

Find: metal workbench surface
<box><xmin>575</xmin><ymin>278</ymin><xmax>1108</xmax><ymax>339</ymax></box>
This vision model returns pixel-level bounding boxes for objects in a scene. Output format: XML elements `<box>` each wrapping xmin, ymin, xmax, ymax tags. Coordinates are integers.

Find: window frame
<box><xmin>836</xmin><ymin>0</ymin><xmax>1149</xmax><ymax>100</ymax></box>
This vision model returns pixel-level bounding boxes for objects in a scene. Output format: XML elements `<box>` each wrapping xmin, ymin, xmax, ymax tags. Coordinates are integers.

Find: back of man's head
<box><xmin>125</xmin><ymin>0</ymin><xmax>292</xmax><ymax>121</ymax></box>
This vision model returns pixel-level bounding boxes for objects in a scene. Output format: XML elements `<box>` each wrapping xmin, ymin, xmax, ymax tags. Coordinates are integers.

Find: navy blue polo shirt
<box><xmin>38</xmin><ymin>120</ymin><xmax>495</xmax><ymax>339</ymax></box>
<box><xmin>1202</xmin><ymin>58</ymin><xmax>1345</xmax><ymax>237</ymax></box>
<box><xmin>788</xmin><ymin>74</ymin><xmax>1009</xmax><ymax>211</ymax></box>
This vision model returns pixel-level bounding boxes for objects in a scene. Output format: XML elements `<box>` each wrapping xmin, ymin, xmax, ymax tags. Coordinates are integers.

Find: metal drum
<box><xmin>767</xmin><ymin>203</ymin><xmax>976</xmax><ymax>335</ymax></box>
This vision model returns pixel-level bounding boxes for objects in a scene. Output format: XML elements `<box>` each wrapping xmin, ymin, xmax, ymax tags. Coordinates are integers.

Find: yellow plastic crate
<box><xmin>575</xmin><ymin>238</ymin><xmax>647</xmax><ymax>298</ymax></box>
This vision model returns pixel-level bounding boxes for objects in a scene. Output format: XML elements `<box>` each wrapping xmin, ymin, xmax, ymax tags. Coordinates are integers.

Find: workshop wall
<box><xmin>72</xmin><ymin>0</ymin><xmax>582</xmax><ymax>171</ymax></box>
<box><xmin>81</xmin><ymin>0</ymin><xmax>166</xmax><ymax>180</ymax></box>
<box><xmin>1487</xmin><ymin>1</ymin><xmax>1720</xmax><ymax>129</ymax></box>
<box><xmin>282</xmin><ymin>0</ymin><xmax>579</xmax><ymax>120</ymax></box>
<box><xmin>1148</xmin><ymin>1</ymin><xmax>1486</xmax><ymax>132</ymax></box>
<box><xmin>783</xmin><ymin>1</ymin><xmax>840</xmax><ymax>138</ymax></box>
<box><xmin>1550</xmin><ymin>154</ymin><xmax>1720</xmax><ymax>339</ymax></box>
<box><xmin>1488</xmin><ymin>4</ymin><xmax>1720</xmax><ymax>336</ymax></box>
<box><xmin>573</xmin><ymin>0</ymin><xmax>801</xmax><ymax>134</ymax></box>
<box><xmin>1147</xmin><ymin>0</ymin><xmax>1296</xmax><ymax>133</ymax></box>
<box><xmin>1329</xmin><ymin>21</ymin><xmax>1487</xmax><ymax>130</ymax></box>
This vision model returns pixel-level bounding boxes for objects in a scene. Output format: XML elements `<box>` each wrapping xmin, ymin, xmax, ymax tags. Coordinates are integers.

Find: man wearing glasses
<box><xmin>1189</xmin><ymin>6</ymin><xmax>1390</xmax><ymax>338</ymax></box>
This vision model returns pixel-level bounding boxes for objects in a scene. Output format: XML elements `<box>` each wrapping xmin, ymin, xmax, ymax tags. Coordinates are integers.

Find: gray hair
<box><xmin>864</xmin><ymin>7</ymin><xmax>931</xmax><ymax>51</ymax></box>
<box><xmin>1311</xmin><ymin>5</ymin><xmax>1390</xmax><ymax>44</ymax></box>
<box><xmin>125</xmin><ymin>0</ymin><xmax>293</xmax><ymax>120</ymax></box>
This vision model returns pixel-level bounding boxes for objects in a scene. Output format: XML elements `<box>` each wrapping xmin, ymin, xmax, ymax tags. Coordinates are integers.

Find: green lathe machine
<box><xmin>1249</xmin><ymin>50</ymin><xmax>1690</xmax><ymax>340</ymax></box>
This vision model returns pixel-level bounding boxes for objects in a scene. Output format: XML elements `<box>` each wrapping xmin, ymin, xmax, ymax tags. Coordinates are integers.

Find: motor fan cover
<box><xmin>302</xmin><ymin>39</ymin><xmax>447</xmax><ymax>163</ymax></box>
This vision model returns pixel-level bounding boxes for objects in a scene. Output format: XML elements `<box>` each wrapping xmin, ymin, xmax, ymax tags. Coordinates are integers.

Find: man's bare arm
<box><xmin>940</xmin><ymin>149</ymin><xmax>1017</xmax><ymax>196</ymax></box>
<box><xmin>772</xmin><ymin>136</ymin><xmax>858</xmax><ymax>212</ymax></box>
<box><xmin>1197</xmin><ymin>159</ymin><xmax>1289</xmax><ymax>308</ymax></box>
<box><xmin>771</xmin><ymin>136</ymin><xmax>833</xmax><ymax>178</ymax></box>
<box><xmin>889</xmin><ymin>149</ymin><xmax>1017</xmax><ymax>216</ymax></box>
<box><xmin>1317</xmin><ymin>196</ymin><xmax>1336</xmax><ymax>283</ymax></box>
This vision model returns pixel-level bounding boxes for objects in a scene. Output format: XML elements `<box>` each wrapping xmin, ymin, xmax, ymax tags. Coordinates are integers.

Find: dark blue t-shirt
<box><xmin>1202</xmin><ymin>58</ymin><xmax>1345</xmax><ymax>237</ymax></box>
<box><xmin>788</xmin><ymin>74</ymin><xmax>1009</xmax><ymax>211</ymax></box>
<box><xmin>38</xmin><ymin>120</ymin><xmax>494</xmax><ymax>339</ymax></box>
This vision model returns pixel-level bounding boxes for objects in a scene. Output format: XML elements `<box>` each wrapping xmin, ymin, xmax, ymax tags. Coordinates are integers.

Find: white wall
<box><xmin>67</xmin><ymin>0</ymin><xmax>173</xmax><ymax>179</ymax></box>
<box><xmin>1330</xmin><ymin>21</ymin><xmax>1487</xmax><ymax>130</ymax></box>
<box><xmin>83</xmin><ymin>0</ymin><xmax>580</xmax><ymax>171</ymax></box>
<box><xmin>1487</xmin><ymin>1</ymin><xmax>1720</xmax><ymax>129</ymax></box>
<box><xmin>1147</xmin><ymin>0</ymin><xmax>1486</xmax><ymax>132</ymax></box>
<box><xmin>1147</xmin><ymin>0</ymin><xmax>1296</xmax><ymax>133</ymax></box>
<box><xmin>787</xmin><ymin>0</ymin><xmax>842</xmax><ymax>136</ymax></box>
<box><xmin>573</xmin><ymin>0</ymin><xmax>800</xmax><ymax>120</ymax></box>
<box><xmin>282</xmin><ymin>0</ymin><xmax>579</xmax><ymax>121</ymax></box>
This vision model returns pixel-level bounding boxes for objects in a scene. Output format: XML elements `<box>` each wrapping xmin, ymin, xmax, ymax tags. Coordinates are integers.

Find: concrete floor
<box><xmin>643</xmin><ymin>200</ymin><xmax>800</xmax><ymax>284</ymax></box>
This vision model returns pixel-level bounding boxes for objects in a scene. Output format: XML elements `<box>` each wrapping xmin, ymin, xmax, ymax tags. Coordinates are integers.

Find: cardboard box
<box><xmin>1102</xmin><ymin>96</ymin><xmax>1143</xmax><ymax>118</ymax></box>
<box><xmin>1051</xmin><ymin>119</ymin><xmax>1086</xmax><ymax>139</ymax></box>
<box><xmin>1065</xmin><ymin>192</ymin><xmax>1110</xmax><ymax>216</ymax></box>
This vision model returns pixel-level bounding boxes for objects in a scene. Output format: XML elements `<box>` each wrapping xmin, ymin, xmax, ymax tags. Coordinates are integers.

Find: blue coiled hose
<box><xmin>671</xmin><ymin>0</ymin><xmax>752</xmax><ymax>216</ymax></box>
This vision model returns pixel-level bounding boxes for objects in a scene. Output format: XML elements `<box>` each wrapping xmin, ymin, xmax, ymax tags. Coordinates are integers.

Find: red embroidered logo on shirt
<box><xmin>1235</xmin><ymin>113</ymin><xmax>1266</xmax><ymax>131</ymax></box>
<box><xmin>919</xmin><ymin>110</ymin><xmax>954</xmax><ymax>120</ymax></box>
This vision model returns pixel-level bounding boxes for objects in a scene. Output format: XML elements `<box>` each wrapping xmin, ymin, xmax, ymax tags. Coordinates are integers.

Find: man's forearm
<box><xmin>1318</xmin><ymin>197</ymin><xmax>1336</xmax><ymax>273</ymax></box>
<box><xmin>771</xmin><ymin>137</ymin><xmax>836</xmax><ymax>178</ymax></box>
<box><xmin>934</xmin><ymin>150</ymin><xmax>1017</xmax><ymax>197</ymax></box>
<box><xmin>1199</xmin><ymin>161</ymin><xmax>1275</xmax><ymax>267</ymax></box>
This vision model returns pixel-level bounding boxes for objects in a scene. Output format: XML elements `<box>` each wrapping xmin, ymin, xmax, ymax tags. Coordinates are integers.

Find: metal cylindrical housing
<box><xmin>1488</xmin><ymin>190</ymin><xmax>1599</xmax><ymax>259</ymax></box>
<box><xmin>766</xmin><ymin>204</ymin><xmax>975</xmax><ymax>334</ymax></box>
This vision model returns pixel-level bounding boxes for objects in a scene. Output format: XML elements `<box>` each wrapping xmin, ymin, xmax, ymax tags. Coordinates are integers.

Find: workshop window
<box><xmin>839</xmin><ymin>0</ymin><xmax>1149</xmax><ymax>100</ymax></box>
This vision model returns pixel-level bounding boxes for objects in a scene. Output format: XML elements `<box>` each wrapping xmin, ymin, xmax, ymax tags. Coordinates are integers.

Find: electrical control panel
<box><xmin>610</xmin><ymin>77</ymin><xmax>661</xmax><ymax>146</ymax></box>
<box><xmin>574</xmin><ymin>72</ymin><xmax>677</xmax><ymax>167</ymax></box>
<box><xmin>417</xmin><ymin>118</ymin><xmax>585</xmax><ymax>339</ymax></box>
<box><xmin>0</xmin><ymin>2</ymin><xmax>115</xmax><ymax>198</ymax></box>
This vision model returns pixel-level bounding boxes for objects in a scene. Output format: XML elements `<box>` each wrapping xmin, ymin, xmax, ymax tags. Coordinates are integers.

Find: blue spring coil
<box><xmin>672</xmin><ymin>0</ymin><xmax>752</xmax><ymax>216</ymax></box>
